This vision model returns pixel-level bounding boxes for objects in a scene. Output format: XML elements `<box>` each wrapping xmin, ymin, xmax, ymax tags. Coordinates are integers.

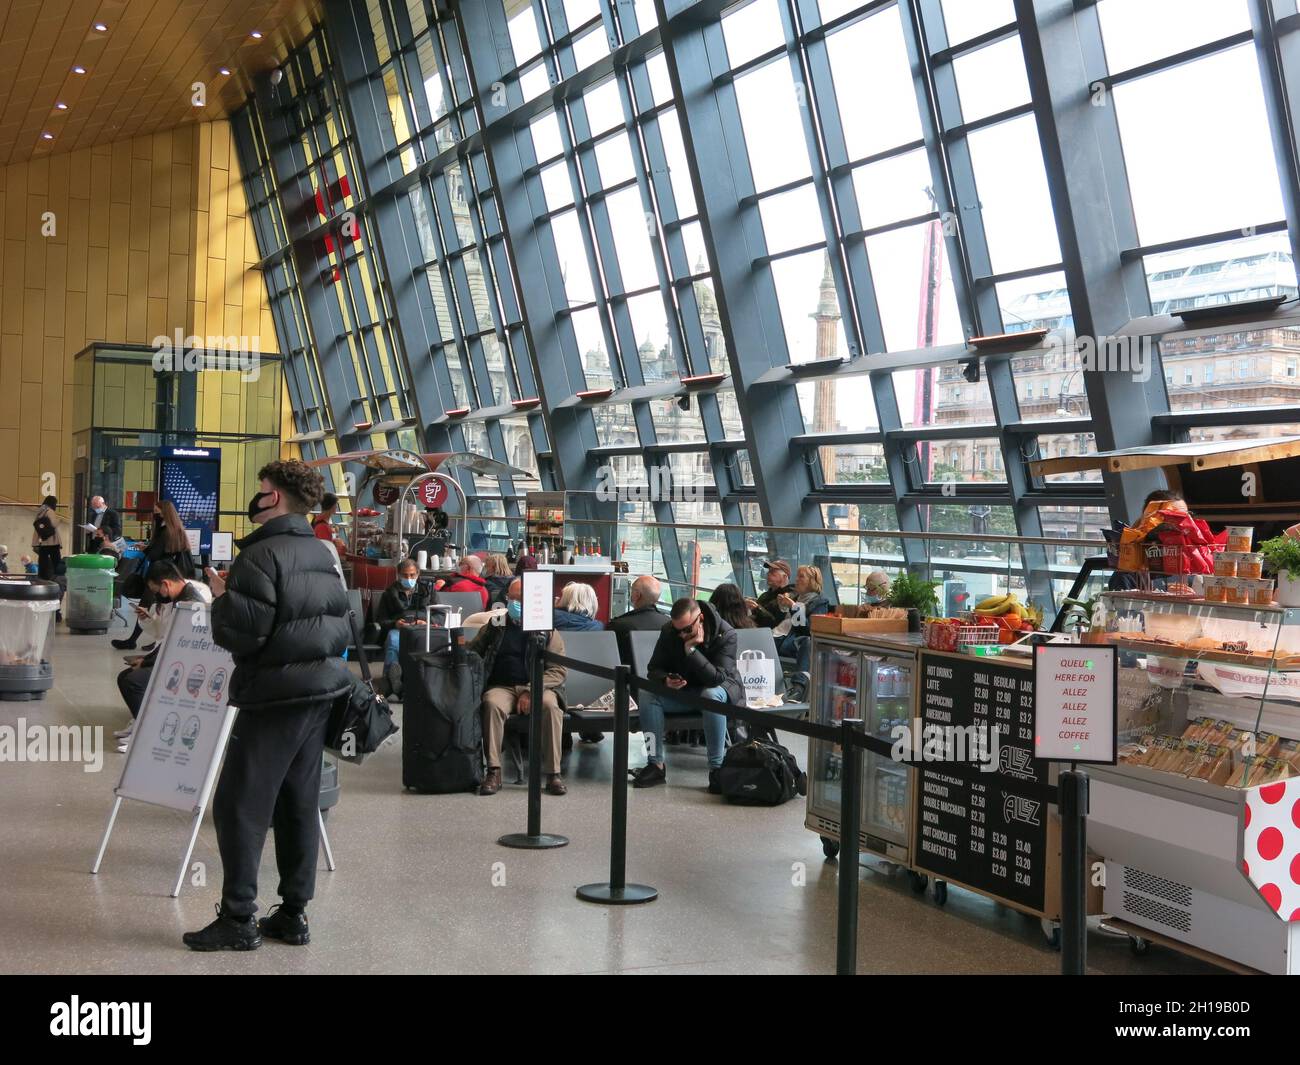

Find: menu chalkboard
<box><xmin>913</xmin><ymin>651</ymin><xmax>1052</xmax><ymax>913</ymax></box>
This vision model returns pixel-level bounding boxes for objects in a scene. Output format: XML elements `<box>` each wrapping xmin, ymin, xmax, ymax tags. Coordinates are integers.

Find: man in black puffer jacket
<box><xmin>183</xmin><ymin>460</ymin><xmax>352</xmax><ymax>953</ymax></box>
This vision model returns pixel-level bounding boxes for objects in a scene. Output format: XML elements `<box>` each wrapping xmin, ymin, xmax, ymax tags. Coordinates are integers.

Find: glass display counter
<box><xmin>1089</xmin><ymin>589</ymin><xmax>1300</xmax><ymax>973</ymax></box>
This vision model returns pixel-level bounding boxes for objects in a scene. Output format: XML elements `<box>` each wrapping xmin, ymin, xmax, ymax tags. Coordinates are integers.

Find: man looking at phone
<box><xmin>631</xmin><ymin>597</ymin><xmax>743</xmax><ymax>792</ymax></box>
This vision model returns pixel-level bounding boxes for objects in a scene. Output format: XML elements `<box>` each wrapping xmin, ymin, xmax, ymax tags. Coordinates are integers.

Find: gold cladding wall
<box><xmin>0</xmin><ymin>119</ymin><xmax>279</xmax><ymax>505</ymax></box>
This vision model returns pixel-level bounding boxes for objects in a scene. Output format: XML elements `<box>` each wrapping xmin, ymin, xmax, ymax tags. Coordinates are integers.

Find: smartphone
<box><xmin>667</xmin><ymin>672</ymin><xmax>684</xmax><ymax>682</ymax></box>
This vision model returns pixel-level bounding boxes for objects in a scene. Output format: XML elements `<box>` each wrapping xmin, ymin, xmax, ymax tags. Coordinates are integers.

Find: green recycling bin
<box><xmin>64</xmin><ymin>553</ymin><xmax>117</xmax><ymax>634</ymax></box>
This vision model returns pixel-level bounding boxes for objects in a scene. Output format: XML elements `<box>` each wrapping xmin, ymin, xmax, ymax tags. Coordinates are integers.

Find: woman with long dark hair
<box><xmin>710</xmin><ymin>582</ymin><xmax>755</xmax><ymax>629</ymax></box>
<box><xmin>112</xmin><ymin>500</ymin><xmax>196</xmax><ymax>649</ymax></box>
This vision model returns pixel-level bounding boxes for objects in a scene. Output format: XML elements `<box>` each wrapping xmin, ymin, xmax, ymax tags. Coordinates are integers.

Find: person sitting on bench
<box><xmin>373</xmin><ymin>557</ymin><xmax>432</xmax><ymax>697</ymax></box>
<box><xmin>631</xmin><ymin>597</ymin><xmax>742</xmax><ymax>794</ymax></box>
<box><xmin>472</xmin><ymin>578</ymin><xmax>568</xmax><ymax>798</ymax></box>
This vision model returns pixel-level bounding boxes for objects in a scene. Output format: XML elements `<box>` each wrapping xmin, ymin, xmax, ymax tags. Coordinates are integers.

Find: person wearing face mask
<box><xmin>111</xmin><ymin>500</ymin><xmax>192</xmax><ymax>650</ymax></box>
<box><xmin>182</xmin><ymin>460</ymin><xmax>353</xmax><ymax>953</ymax></box>
<box><xmin>113</xmin><ymin>561</ymin><xmax>213</xmax><ymax>753</ymax></box>
<box><xmin>373</xmin><ymin>557</ymin><xmax>432</xmax><ymax>697</ymax></box>
<box><xmin>469</xmin><ymin>578</ymin><xmax>569</xmax><ymax>797</ymax></box>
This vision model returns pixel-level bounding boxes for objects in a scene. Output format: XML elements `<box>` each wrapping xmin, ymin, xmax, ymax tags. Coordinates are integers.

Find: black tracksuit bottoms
<box><xmin>212</xmin><ymin>699</ymin><xmax>332</xmax><ymax>918</ymax></box>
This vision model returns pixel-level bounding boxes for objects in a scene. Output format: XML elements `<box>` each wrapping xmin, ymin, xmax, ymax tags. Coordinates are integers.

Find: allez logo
<box><xmin>49</xmin><ymin>997</ymin><xmax>151</xmax><ymax>1045</ymax></box>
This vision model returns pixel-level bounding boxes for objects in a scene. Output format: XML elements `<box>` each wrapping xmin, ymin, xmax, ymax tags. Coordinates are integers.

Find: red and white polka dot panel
<box><xmin>1239</xmin><ymin>777</ymin><xmax>1300</xmax><ymax>921</ymax></box>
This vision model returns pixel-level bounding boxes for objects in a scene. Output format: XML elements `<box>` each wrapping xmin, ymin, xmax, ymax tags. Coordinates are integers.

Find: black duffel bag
<box><xmin>326</xmin><ymin>610</ymin><xmax>399</xmax><ymax>764</ymax></box>
<box><xmin>717</xmin><ymin>733</ymin><xmax>808</xmax><ymax>806</ymax></box>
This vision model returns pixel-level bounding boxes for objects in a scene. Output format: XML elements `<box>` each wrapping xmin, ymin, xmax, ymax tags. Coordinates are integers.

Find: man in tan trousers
<box><xmin>470</xmin><ymin>578</ymin><xmax>567</xmax><ymax>796</ymax></box>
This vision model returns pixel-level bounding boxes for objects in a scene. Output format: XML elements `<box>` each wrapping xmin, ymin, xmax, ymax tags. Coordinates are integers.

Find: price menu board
<box><xmin>913</xmin><ymin>651</ymin><xmax>1053</xmax><ymax>913</ymax></box>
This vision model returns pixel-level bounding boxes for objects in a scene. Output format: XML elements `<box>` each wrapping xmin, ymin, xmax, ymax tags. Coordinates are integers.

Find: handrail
<box><xmin>475</xmin><ymin>514</ymin><xmax>1103</xmax><ymax>549</ymax></box>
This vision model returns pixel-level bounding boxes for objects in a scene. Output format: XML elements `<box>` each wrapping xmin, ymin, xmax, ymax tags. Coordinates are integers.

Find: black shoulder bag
<box><xmin>326</xmin><ymin>609</ymin><xmax>399</xmax><ymax>765</ymax></box>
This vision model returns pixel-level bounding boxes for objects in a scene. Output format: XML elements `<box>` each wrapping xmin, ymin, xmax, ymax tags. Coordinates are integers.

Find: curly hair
<box><xmin>257</xmin><ymin>459</ymin><xmax>325</xmax><ymax>514</ymax></box>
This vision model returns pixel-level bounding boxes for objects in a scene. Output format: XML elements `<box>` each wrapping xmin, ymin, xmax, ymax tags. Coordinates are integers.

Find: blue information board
<box><xmin>158</xmin><ymin>446</ymin><xmax>221</xmax><ymax>554</ymax></box>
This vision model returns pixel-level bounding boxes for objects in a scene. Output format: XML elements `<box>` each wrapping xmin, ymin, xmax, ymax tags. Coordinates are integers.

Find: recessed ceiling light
<box><xmin>41</xmin><ymin>132</ymin><xmax>54</xmax><ymax>140</ymax></box>
<box><xmin>219</xmin><ymin>67</ymin><xmax>232</xmax><ymax>76</ymax></box>
<box><xmin>55</xmin><ymin>102</ymin><xmax>68</xmax><ymax>110</ymax></box>
<box><xmin>72</xmin><ymin>65</ymin><xmax>87</xmax><ymax>74</ymax></box>
<box><xmin>249</xmin><ymin>30</ymin><xmax>263</xmax><ymax>39</ymax></box>
<box><xmin>93</xmin><ymin>22</ymin><xmax>108</xmax><ymax>32</ymax></box>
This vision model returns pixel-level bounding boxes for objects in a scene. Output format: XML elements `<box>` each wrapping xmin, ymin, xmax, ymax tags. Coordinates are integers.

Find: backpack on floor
<box><xmin>717</xmin><ymin>733</ymin><xmax>807</xmax><ymax>806</ymax></box>
<box><xmin>402</xmin><ymin>643</ymin><xmax>485</xmax><ymax>793</ymax></box>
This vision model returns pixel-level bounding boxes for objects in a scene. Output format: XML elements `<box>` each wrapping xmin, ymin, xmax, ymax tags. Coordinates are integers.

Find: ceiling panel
<box><xmin>0</xmin><ymin>0</ymin><xmax>322</xmax><ymax>166</ymax></box>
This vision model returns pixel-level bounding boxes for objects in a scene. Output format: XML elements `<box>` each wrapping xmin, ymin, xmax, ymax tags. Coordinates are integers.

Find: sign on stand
<box><xmin>913</xmin><ymin>650</ymin><xmax>1052</xmax><ymax>913</ymax></box>
<box><xmin>1033</xmin><ymin>645</ymin><xmax>1117</xmax><ymax>764</ymax></box>
<box><xmin>91</xmin><ymin>602</ymin><xmax>237</xmax><ymax>897</ymax></box>
<box><xmin>521</xmin><ymin>568</ymin><xmax>554</xmax><ymax>632</ymax></box>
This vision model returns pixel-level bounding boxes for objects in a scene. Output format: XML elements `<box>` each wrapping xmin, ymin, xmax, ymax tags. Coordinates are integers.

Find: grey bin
<box><xmin>0</xmin><ymin>577</ymin><xmax>61</xmax><ymax>700</ymax></box>
<box><xmin>319</xmin><ymin>754</ymin><xmax>340</xmax><ymax>815</ymax></box>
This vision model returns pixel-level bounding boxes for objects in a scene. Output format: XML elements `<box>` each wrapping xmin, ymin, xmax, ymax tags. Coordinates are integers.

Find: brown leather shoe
<box><xmin>479</xmin><ymin>767</ymin><xmax>502</xmax><ymax>795</ymax></box>
<box><xmin>545</xmin><ymin>774</ymin><xmax>567</xmax><ymax>796</ymax></box>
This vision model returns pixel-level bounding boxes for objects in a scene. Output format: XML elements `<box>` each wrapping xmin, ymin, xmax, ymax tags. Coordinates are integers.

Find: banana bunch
<box><xmin>973</xmin><ymin>593</ymin><xmax>1026</xmax><ymax>618</ymax></box>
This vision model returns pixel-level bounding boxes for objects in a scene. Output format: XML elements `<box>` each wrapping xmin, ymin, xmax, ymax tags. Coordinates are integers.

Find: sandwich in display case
<box><xmin>1089</xmin><ymin>588</ymin><xmax>1300</xmax><ymax>973</ymax></box>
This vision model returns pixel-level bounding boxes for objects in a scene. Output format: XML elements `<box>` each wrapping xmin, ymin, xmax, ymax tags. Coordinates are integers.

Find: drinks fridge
<box><xmin>804</xmin><ymin>633</ymin><xmax>917</xmax><ymax>863</ymax></box>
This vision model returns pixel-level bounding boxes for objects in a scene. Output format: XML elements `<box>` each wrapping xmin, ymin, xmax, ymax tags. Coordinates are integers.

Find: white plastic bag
<box><xmin>627</xmin><ymin>731</ymin><xmax>650</xmax><ymax>771</ymax></box>
<box><xmin>738</xmin><ymin>648</ymin><xmax>776</xmax><ymax>704</ymax></box>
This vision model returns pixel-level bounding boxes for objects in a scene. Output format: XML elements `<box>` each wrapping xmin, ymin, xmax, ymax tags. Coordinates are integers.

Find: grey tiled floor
<box><xmin>0</xmin><ymin>624</ymin><xmax>1223</xmax><ymax>975</ymax></box>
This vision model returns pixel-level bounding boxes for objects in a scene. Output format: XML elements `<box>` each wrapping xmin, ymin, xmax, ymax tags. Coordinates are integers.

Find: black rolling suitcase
<box><xmin>401</xmin><ymin>639</ymin><xmax>485</xmax><ymax>793</ymax></box>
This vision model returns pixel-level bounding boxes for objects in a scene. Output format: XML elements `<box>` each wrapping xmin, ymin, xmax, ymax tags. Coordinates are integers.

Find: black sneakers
<box><xmin>384</xmin><ymin>662</ymin><xmax>403</xmax><ymax>700</ymax></box>
<box><xmin>258</xmin><ymin>904</ymin><xmax>310</xmax><ymax>946</ymax></box>
<box><xmin>182</xmin><ymin>906</ymin><xmax>262</xmax><ymax>952</ymax></box>
<box><xmin>630</xmin><ymin>762</ymin><xmax>666</xmax><ymax>788</ymax></box>
<box><xmin>708</xmin><ymin>768</ymin><xmax>723</xmax><ymax>795</ymax></box>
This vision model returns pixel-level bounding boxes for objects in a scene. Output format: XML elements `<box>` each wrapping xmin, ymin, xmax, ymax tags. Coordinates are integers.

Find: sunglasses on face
<box><xmin>673</xmin><ymin>617</ymin><xmax>697</xmax><ymax>636</ymax></box>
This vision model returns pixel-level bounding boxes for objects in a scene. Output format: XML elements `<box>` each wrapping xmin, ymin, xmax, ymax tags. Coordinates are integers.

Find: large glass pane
<box><xmin>866</xmin><ymin>222</ymin><xmax>964</xmax><ymax>351</ymax></box>
<box><xmin>966</xmin><ymin>114</ymin><xmax>1061</xmax><ymax>274</ymax></box>
<box><xmin>851</xmin><ymin>148</ymin><xmax>935</xmax><ymax>230</ymax></box>
<box><xmin>758</xmin><ymin>184</ymin><xmax>825</xmax><ymax>254</ymax></box>
<box><xmin>625</xmin><ymin>291</ymin><xmax>676</xmax><ymax>380</ymax></box>
<box><xmin>939</xmin><ymin>0</ymin><xmax>1014</xmax><ymax>46</ymax></box>
<box><xmin>1097</xmin><ymin>0</ymin><xmax>1250</xmax><ymax>74</ymax></box>
<box><xmin>605</xmin><ymin>186</ymin><xmax>660</xmax><ymax>292</ymax></box>
<box><xmin>594</xmin><ymin>131</ymin><xmax>637</xmax><ymax>187</ymax></box>
<box><xmin>1113</xmin><ymin>47</ymin><xmax>1286</xmax><ymax>246</ymax></box>
<box><xmin>529</xmin><ymin>110</ymin><xmax>565</xmax><ymax>164</ymax></box>
<box><xmin>572</xmin><ymin>306</ymin><xmax>613</xmax><ymax>387</ymax></box>
<box><xmin>951</xmin><ymin>35</ymin><xmax>1030</xmax><ymax>123</ymax></box>
<box><xmin>733</xmin><ymin>58</ymin><xmax>812</xmax><ymax>192</ymax></box>
<box><xmin>1143</xmin><ymin>232</ymin><xmax>1298</xmax><ymax>315</ymax></box>
<box><xmin>771</xmin><ymin>250</ymin><xmax>848</xmax><ymax>363</ymax></box>
<box><xmin>894</xmin><ymin>365</ymin><xmax>994</xmax><ymax>430</ymax></box>
<box><xmin>797</xmin><ymin>376</ymin><xmax>880</xmax><ymax>433</ymax></box>
<box><xmin>825</xmin><ymin>5</ymin><xmax>921</xmax><ymax>161</ymax></box>
<box><xmin>657</xmin><ymin>111</ymin><xmax>697</xmax><ymax>217</ymax></box>
<box><xmin>722</xmin><ymin>0</ymin><xmax>785</xmax><ymax>69</ymax></box>
<box><xmin>550</xmin><ymin>210</ymin><xmax>596</xmax><ymax>306</ymax></box>
<box><xmin>507</xmin><ymin>0</ymin><xmax>544</xmax><ymax>67</ymax></box>
<box><xmin>584</xmin><ymin>78</ymin><xmax>625</xmax><ymax>136</ymax></box>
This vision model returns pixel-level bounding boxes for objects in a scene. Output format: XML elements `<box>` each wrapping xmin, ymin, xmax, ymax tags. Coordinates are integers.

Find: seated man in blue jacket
<box><xmin>631</xmin><ymin>597</ymin><xmax>742</xmax><ymax>794</ymax></box>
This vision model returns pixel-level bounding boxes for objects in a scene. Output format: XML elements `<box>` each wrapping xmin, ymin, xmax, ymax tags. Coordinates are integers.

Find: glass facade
<box><xmin>229</xmin><ymin>0</ymin><xmax>1300</xmax><ymax>606</ymax></box>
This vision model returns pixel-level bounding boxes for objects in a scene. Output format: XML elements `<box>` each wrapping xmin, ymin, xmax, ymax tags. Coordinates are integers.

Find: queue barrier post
<box><xmin>836</xmin><ymin>717</ymin><xmax>864</xmax><ymax>976</ymax></box>
<box><xmin>577</xmin><ymin>664</ymin><xmax>657</xmax><ymax>904</ymax></box>
<box><xmin>1059</xmin><ymin>768</ymin><xmax>1088</xmax><ymax>975</ymax></box>
<box><xmin>499</xmin><ymin>631</ymin><xmax>568</xmax><ymax>850</ymax></box>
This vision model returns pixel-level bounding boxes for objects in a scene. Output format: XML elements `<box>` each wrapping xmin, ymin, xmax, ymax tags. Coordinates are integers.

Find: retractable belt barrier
<box><xmin>508</xmin><ymin>647</ymin><xmax>1066</xmax><ymax>975</ymax></box>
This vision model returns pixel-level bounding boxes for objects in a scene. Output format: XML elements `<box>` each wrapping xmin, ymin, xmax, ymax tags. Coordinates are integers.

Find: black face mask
<box><xmin>247</xmin><ymin>490</ymin><xmax>277</xmax><ymax>523</ymax></box>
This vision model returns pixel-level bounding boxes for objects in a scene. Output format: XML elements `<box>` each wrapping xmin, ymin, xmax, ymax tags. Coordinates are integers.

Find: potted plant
<box><xmin>1259</xmin><ymin>535</ymin><xmax>1300</xmax><ymax>606</ymax></box>
<box><xmin>886</xmin><ymin>571</ymin><xmax>941</xmax><ymax>632</ymax></box>
<box><xmin>1059</xmin><ymin>596</ymin><xmax>1107</xmax><ymax>643</ymax></box>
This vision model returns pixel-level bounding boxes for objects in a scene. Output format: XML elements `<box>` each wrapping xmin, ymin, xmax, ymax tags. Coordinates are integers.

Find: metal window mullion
<box><xmin>1248</xmin><ymin>0</ymin><xmax>1300</xmax><ymax>269</ymax></box>
<box><xmin>457</xmin><ymin>0</ymin><xmax>606</xmax><ymax>501</ymax></box>
<box><xmin>248</xmin><ymin>76</ymin><xmax>366</xmax><ymax>454</ymax></box>
<box><xmin>655</xmin><ymin>0</ymin><xmax>825</xmax><ymax>569</ymax></box>
<box><xmin>1016</xmin><ymin>0</ymin><xmax>1166</xmax><ymax>525</ymax></box>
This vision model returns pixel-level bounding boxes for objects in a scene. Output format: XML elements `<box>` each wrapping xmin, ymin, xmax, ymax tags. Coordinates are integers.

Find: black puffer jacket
<box><xmin>646</xmin><ymin>599</ymin><xmax>743</xmax><ymax>704</ymax></box>
<box><xmin>212</xmin><ymin>513</ymin><xmax>353</xmax><ymax>711</ymax></box>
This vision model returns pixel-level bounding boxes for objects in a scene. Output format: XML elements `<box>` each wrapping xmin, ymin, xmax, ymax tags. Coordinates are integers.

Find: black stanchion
<box><xmin>1059</xmin><ymin>767</ymin><xmax>1088</xmax><ymax>975</ymax></box>
<box><xmin>499</xmin><ymin>631</ymin><xmax>568</xmax><ymax>850</ymax></box>
<box><xmin>578</xmin><ymin>665</ymin><xmax>657</xmax><ymax>904</ymax></box>
<box><xmin>835</xmin><ymin>718</ymin><xmax>863</xmax><ymax>976</ymax></box>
